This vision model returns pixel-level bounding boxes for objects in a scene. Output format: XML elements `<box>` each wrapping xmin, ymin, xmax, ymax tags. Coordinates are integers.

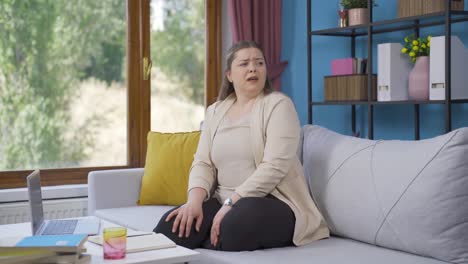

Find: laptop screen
<box><xmin>26</xmin><ymin>170</ymin><xmax>44</xmax><ymax>235</ymax></box>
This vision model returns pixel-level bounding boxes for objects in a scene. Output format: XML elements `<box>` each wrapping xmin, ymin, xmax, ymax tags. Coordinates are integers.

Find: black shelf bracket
<box><xmin>307</xmin><ymin>0</ymin><xmax>312</xmax><ymax>124</ymax></box>
<box><xmin>367</xmin><ymin>0</ymin><xmax>374</xmax><ymax>139</ymax></box>
<box><xmin>445</xmin><ymin>0</ymin><xmax>452</xmax><ymax>133</ymax></box>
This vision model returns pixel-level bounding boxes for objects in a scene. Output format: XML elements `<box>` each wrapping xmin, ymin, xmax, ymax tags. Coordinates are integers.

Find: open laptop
<box><xmin>27</xmin><ymin>170</ymin><xmax>100</xmax><ymax>235</ymax></box>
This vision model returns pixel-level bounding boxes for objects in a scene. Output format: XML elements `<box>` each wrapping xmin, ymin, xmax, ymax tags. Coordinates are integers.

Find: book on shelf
<box><xmin>331</xmin><ymin>58</ymin><xmax>354</xmax><ymax>75</ymax></box>
<box><xmin>331</xmin><ymin>58</ymin><xmax>368</xmax><ymax>76</ymax></box>
<box><xmin>88</xmin><ymin>233</ymin><xmax>176</xmax><ymax>253</ymax></box>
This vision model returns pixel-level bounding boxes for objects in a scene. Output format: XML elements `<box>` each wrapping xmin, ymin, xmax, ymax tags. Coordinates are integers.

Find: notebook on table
<box><xmin>88</xmin><ymin>233</ymin><xmax>176</xmax><ymax>253</ymax></box>
<box><xmin>27</xmin><ymin>170</ymin><xmax>100</xmax><ymax>236</ymax></box>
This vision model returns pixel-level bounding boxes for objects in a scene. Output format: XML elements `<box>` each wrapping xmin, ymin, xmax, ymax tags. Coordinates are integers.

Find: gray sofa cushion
<box><xmin>302</xmin><ymin>125</ymin><xmax>468</xmax><ymax>264</ymax></box>
<box><xmin>194</xmin><ymin>237</ymin><xmax>448</xmax><ymax>264</ymax></box>
<box><xmin>95</xmin><ymin>207</ymin><xmax>448</xmax><ymax>264</ymax></box>
<box><xmin>95</xmin><ymin>205</ymin><xmax>175</xmax><ymax>232</ymax></box>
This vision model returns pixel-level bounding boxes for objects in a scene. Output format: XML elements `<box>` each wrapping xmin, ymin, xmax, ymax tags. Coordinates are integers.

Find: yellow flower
<box><xmin>421</xmin><ymin>44</ymin><xmax>426</xmax><ymax>49</ymax></box>
<box><xmin>427</xmin><ymin>35</ymin><xmax>432</xmax><ymax>41</ymax></box>
<box><xmin>412</xmin><ymin>40</ymin><xmax>419</xmax><ymax>46</ymax></box>
<box><xmin>409</xmin><ymin>51</ymin><xmax>416</xmax><ymax>57</ymax></box>
<box><xmin>401</xmin><ymin>47</ymin><xmax>408</xmax><ymax>53</ymax></box>
<box><xmin>413</xmin><ymin>46</ymin><xmax>419</xmax><ymax>51</ymax></box>
<box><xmin>405</xmin><ymin>37</ymin><xmax>409</xmax><ymax>43</ymax></box>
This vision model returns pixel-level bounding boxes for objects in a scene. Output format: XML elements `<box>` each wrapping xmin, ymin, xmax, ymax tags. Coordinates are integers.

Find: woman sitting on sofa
<box><xmin>154</xmin><ymin>41</ymin><xmax>329</xmax><ymax>251</ymax></box>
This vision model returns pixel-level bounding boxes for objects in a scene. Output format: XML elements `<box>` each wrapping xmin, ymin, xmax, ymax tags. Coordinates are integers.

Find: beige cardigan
<box><xmin>187</xmin><ymin>91</ymin><xmax>330</xmax><ymax>246</ymax></box>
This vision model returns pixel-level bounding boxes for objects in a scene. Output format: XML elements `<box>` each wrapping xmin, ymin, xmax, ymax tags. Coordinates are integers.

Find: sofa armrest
<box><xmin>88</xmin><ymin>168</ymin><xmax>144</xmax><ymax>216</ymax></box>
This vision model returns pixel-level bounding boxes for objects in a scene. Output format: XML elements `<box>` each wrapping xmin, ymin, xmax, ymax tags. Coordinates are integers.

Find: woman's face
<box><xmin>226</xmin><ymin>47</ymin><xmax>267</xmax><ymax>97</ymax></box>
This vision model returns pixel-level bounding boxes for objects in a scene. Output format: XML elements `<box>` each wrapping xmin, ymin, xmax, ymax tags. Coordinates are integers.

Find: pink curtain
<box><xmin>228</xmin><ymin>0</ymin><xmax>288</xmax><ymax>91</ymax></box>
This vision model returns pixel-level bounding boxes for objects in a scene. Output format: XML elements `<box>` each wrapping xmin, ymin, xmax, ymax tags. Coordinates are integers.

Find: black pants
<box><xmin>154</xmin><ymin>196</ymin><xmax>295</xmax><ymax>251</ymax></box>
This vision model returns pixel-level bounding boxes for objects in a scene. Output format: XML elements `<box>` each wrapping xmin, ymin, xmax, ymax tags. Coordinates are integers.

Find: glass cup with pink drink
<box><xmin>103</xmin><ymin>227</ymin><xmax>127</xmax><ymax>259</ymax></box>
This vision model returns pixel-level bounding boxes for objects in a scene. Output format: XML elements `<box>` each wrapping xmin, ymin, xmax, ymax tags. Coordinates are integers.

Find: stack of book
<box><xmin>331</xmin><ymin>58</ymin><xmax>368</xmax><ymax>76</ymax></box>
<box><xmin>325</xmin><ymin>57</ymin><xmax>375</xmax><ymax>101</ymax></box>
<box><xmin>0</xmin><ymin>234</ymin><xmax>90</xmax><ymax>264</ymax></box>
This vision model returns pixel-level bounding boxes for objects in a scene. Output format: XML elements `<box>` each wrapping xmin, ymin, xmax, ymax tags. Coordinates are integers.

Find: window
<box><xmin>0</xmin><ymin>1</ymin><xmax>128</xmax><ymax>188</ymax></box>
<box><xmin>150</xmin><ymin>0</ymin><xmax>205</xmax><ymax>133</ymax></box>
<box><xmin>0</xmin><ymin>0</ymin><xmax>221</xmax><ymax>188</ymax></box>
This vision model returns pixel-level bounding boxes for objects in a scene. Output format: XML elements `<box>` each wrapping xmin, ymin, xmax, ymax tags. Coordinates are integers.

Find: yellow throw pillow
<box><xmin>138</xmin><ymin>131</ymin><xmax>201</xmax><ymax>205</ymax></box>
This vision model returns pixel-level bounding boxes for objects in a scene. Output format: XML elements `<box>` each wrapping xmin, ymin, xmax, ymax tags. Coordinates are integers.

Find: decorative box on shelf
<box><xmin>324</xmin><ymin>74</ymin><xmax>377</xmax><ymax>101</ymax></box>
<box><xmin>398</xmin><ymin>0</ymin><xmax>464</xmax><ymax>18</ymax></box>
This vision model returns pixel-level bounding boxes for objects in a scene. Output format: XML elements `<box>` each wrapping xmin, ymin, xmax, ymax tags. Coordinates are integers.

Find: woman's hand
<box><xmin>210</xmin><ymin>193</ymin><xmax>241</xmax><ymax>246</ymax></box>
<box><xmin>210</xmin><ymin>205</ymin><xmax>232</xmax><ymax>247</ymax></box>
<box><xmin>166</xmin><ymin>188</ymin><xmax>206</xmax><ymax>238</ymax></box>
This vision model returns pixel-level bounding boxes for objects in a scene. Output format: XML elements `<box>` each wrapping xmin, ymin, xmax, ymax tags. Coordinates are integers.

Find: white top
<box><xmin>211</xmin><ymin>113</ymin><xmax>256</xmax><ymax>203</ymax></box>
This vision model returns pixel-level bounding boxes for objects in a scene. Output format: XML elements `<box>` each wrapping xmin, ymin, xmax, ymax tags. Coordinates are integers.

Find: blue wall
<box><xmin>281</xmin><ymin>0</ymin><xmax>468</xmax><ymax>139</ymax></box>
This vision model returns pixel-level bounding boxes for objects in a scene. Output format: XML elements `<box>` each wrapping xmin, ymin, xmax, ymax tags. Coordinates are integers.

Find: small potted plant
<box><xmin>340</xmin><ymin>0</ymin><xmax>377</xmax><ymax>26</ymax></box>
<box><xmin>401</xmin><ymin>34</ymin><xmax>432</xmax><ymax>100</ymax></box>
<box><xmin>401</xmin><ymin>34</ymin><xmax>431</xmax><ymax>63</ymax></box>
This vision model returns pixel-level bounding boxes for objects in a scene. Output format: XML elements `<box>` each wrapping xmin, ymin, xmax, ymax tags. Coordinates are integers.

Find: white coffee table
<box><xmin>0</xmin><ymin>217</ymin><xmax>199</xmax><ymax>264</ymax></box>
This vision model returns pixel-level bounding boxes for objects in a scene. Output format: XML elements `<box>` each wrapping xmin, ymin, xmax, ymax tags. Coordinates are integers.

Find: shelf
<box><xmin>452</xmin><ymin>99</ymin><xmax>468</xmax><ymax>104</ymax></box>
<box><xmin>311</xmin><ymin>100</ymin><xmax>455</xmax><ymax>105</ymax></box>
<box><xmin>310</xmin><ymin>11</ymin><xmax>468</xmax><ymax>37</ymax></box>
<box><xmin>307</xmin><ymin>0</ymin><xmax>466</xmax><ymax>138</ymax></box>
<box><xmin>311</xmin><ymin>101</ymin><xmax>368</xmax><ymax>105</ymax></box>
<box><xmin>310</xmin><ymin>24</ymin><xmax>368</xmax><ymax>37</ymax></box>
<box><xmin>371</xmin><ymin>100</ymin><xmax>446</xmax><ymax>105</ymax></box>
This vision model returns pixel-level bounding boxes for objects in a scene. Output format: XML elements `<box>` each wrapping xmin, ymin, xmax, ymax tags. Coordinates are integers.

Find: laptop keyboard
<box><xmin>42</xmin><ymin>219</ymin><xmax>78</xmax><ymax>235</ymax></box>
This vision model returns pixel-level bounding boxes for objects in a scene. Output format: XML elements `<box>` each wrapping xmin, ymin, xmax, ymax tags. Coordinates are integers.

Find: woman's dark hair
<box><xmin>217</xmin><ymin>41</ymin><xmax>273</xmax><ymax>101</ymax></box>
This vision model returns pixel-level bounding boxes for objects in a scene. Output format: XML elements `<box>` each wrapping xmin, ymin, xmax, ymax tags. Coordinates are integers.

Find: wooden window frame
<box><xmin>0</xmin><ymin>0</ymin><xmax>222</xmax><ymax>189</ymax></box>
<box><xmin>205</xmin><ymin>0</ymin><xmax>223</xmax><ymax>107</ymax></box>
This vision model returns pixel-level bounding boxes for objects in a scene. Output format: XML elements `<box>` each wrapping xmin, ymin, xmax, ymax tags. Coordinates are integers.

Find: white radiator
<box><xmin>0</xmin><ymin>198</ymin><xmax>88</xmax><ymax>225</ymax></box>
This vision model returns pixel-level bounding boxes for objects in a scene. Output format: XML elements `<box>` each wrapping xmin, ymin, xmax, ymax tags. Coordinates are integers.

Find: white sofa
<box><xmin>88</xmin><ymin>125</ymin><xmax>468</xmax><ymax>264</ymax></box>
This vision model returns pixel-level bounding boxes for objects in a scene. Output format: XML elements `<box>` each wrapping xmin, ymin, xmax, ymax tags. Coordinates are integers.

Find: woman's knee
<box><xmin>153</xmin><ymin>208</ymin><xmax>177</xmax><ymax>234</ymax></box>
<box><xmin>218</xmin><ymin>221</ymin><xmax>254</xmax><ymax>251</ymax></box>
<box><xmin>153</xmin><ymin>210</ymin><xmax>201</xmax><ymax>250</ymax></box>
<box><xmin>216</xmin><ymin>196</ymin><xmax>295</xmax><ymax>251</ymax></box>
<box><xmin>217</xmin><ymin>206</ymin><xmax>260</xmax><ymax>251</ymax></box>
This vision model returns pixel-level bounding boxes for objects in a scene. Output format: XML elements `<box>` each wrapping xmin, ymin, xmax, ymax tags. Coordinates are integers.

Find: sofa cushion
<box><xmin>302</xmin><ymin>125</ymin><xmax>468</xmax><ymax>264</ymax></box>
<box><xmin>95</xmin><ymin>205</ymin><xmax>175</xmax><ymax>232</ymax></box>
<box><xmin>194</xmin><ymin>237</ymin><xmax>448</xmax><ymax>264</ymax></box>
<box><xmin>139</xmin><ymin>131</ymin><xmax>200</xmax><ymax>206</ymax></box>
<box><xmin>95</xmin><ymin>206</ymin><xmax>448</xmax><ymax>264</ymax></box>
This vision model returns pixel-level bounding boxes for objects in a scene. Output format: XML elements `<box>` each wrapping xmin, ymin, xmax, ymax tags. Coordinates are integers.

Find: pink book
<box><xmin>331</xmin><ymin>58</ymin><xmax>355</xmax><ymax>75</ymax></box>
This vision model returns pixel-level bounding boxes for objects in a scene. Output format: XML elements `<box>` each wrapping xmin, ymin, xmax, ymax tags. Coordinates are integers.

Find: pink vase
<box><xmin>408</xmin><ymin>56</ymin><xmax>429</xmax><ymax>101</ymax></box>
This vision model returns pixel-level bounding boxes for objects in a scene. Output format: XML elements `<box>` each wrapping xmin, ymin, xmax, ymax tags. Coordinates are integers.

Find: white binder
<box><xmin>377</xmin><ymin>43</ymin><xmax>412</xmax><ymax>101</ymax></box>
<box><xmin>429</xmin><ymin>36</ymin><xmax>468</xmax><ymax>100</ymax></box>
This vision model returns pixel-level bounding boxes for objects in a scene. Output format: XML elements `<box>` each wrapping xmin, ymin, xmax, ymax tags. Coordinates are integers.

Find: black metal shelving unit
<box><xmin>307</xmin><ymin>0</ymin><xmax>468</xmax><ymax>140</ymax></box>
